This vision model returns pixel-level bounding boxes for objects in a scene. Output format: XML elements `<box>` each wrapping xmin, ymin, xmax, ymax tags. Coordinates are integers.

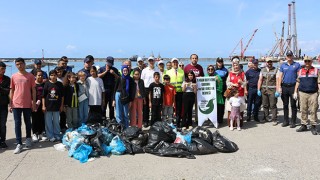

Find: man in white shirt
<box><xmin>141</xmin><ymin>56</ymin><xmax>159</xmax><ymax>127</ymax></box>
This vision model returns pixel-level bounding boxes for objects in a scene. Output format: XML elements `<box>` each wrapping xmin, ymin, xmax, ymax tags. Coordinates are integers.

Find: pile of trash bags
<box><xmin>57</xmin><ymin>121</ymin><xmax>239</xmax><ymax>163</ymax></box>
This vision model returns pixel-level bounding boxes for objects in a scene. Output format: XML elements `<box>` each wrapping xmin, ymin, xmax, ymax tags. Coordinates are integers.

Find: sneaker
<box><xmin>13</xmin><ymin>144</ymin><xmax>23</xmax><ymax>154</ymax></box>
<box><xmin>49</xmin><ymin>138</ymin><xmax>56</xmax><ymax>142</ymax></box>
<box><xmin>0</xmin><ymin>142</ymin><xmax>8</xmax><ymax>149</ymax></box>
<box><xmin>55</xmin><ymin>137</ymin><xmax>61</xmax><ymax>142</ymax></box>
<box><xmin>272</xmin><ymin>121</ymin><xmax>278</xmax><ymax>126</ymax></box>
<box><xmin>229</xmin><ymin>127</ymin><xmax>234</xmax><ymax>131</ymax></box>
<box><xmin>39</xmin><ymin>134</ymin><xmax>48</xmax><ymax>141</ymax></box>
<box><xmin>310</xmin><ymin>125</ymin><xmax>318</xmax><ymax>135</ymax></box>
<box><xmin>32</xmin><ymin>134</ymin><xmax>39</xmax><ymax>142</ymax></box>
<box><xmin>296</xmin><ymin>125</ymin><xmax>308</xmax><ymax>132</ymax></box>
<box><xmin>237</xmin><ymin>127</ymin><xmax>241</xmax><ymax>131</ymax></box>
<box><xmin>25</xmin><ymin>138</ymin><xmax>32</xmax><ymax>148</ymax></box>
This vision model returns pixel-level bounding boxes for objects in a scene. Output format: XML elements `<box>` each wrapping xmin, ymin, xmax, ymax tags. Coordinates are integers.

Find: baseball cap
<box><xmin>216</xmin><ymin>57</ymin><xmax>223</xmax><ymax>62</ymax></box>
<box><xmin>106</xmin><ymin>56</ymin><xmax>114</xmax><ymax>65</ymax></box>
<box><xmin>158</xmin><ymin>60</ymin><xmax>164</xmax><ymax>65</ymax></box>
<box><xmin>303</xmin><ymin>56</ymin><xmax>313</xmax><ymax>61</ymax></box>
<box><xmin>0</xmin><ymin>61</ymin><xmax>6</xmax><ymax>68</ymax></box>
<box><xmin>34</xmin><ymin>59</ymin><xmax>42</xmax><ymax>64</ymax></box>
<box><xmin>252</xmin><ymin>59</ymin><xmax>259</xmax><ymax>64</ymax></box>
<box><xmin>266</xmin><ymin>57</ymin><xmax>273</xmax><ymax>62</ymax></box>
<box><xmin>286</xmin><ymin>50</ymin><xmax>293</xmax><ymax>56</ymax></box>
<box><xmin>137</xmin><ymin>57</ymin><xmax>143</xmax><ymax>62</ymax></box>
<box><xmin>148</xmin><ymin>56</ymin><xmax>154</xmax><ymax>61</ymax></box>
<box><xmin>84</xmin><ymin>58</ymin><xmax>92</xmax><ymax>63</ymax></box>
<box><xmin>171</xmin><ymin>58</ymin><xmax>179</xmax><ymax>62</ymax></box>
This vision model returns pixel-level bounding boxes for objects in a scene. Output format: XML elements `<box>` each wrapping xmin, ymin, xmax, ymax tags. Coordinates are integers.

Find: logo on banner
<box><xmin>199</xmin><ymin>98</ymin><xmax>215</xmax><ymax>114</ymax></box>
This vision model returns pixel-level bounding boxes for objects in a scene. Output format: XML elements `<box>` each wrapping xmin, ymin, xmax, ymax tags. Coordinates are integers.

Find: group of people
<box><xmin>0</xmin><ymin>50</ymin><xmax>319</xmax><ymax>155</ymax></box>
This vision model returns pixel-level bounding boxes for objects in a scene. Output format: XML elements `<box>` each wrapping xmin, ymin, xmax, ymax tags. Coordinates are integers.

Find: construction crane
<box><xmin>229</xmin><ymin>29</ymin><xmax>258</xmax><ymax>59</ymax></box>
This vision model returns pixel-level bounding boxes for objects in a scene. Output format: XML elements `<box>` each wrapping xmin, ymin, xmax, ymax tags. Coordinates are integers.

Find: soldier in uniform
<box><xmin>257</xmin><ymin>58</ymin><xmax>280</xmax><ymax>125</ymax></box>
<box><xmin>294</xmin><ymin>56</ymin><xmax>320</xmax><ymax>135</ymax></box>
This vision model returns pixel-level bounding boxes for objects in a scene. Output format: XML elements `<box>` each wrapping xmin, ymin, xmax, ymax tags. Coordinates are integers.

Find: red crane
<box><xmin>229</xmin><ymin>29</ymin><xmax>258</xmax><ymax>59</ymax></box>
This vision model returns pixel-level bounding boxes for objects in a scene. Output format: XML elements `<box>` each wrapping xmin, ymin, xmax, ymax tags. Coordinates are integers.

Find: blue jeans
<box><xmin>45</xmin><ymin>111</ymin><xmax>60</xmax><ymax>139</ymax></box>
<box><xmin>78</xmin><ymin>99</ymin><xmax>89</xmax><ymax>124</ymax></box>
<box><xmin>115</xmin><ymin>92</ymin><xmax>129</xmax><ymax>128</ymax></box>
<box><xmin>12</xmin><ymin>108</ymin><xmax>32</xmax><ymax>145</ymax></box>
<box><xmin>0</xmin><ymin>105</ymin><xmax>8</xmax><ymax>142</ymax></box>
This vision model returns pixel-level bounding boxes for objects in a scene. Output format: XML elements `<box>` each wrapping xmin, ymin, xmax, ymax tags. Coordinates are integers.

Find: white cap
<box><xmin>171</xmin><ymin>58</ymin><xmax>179</xmax><ymax>62</ymax></box>
<box><xmin>137</xmin><ymin>57</ymin><xmax>143</xmax><ymax>62</ymax></box>
<box><xmin>179</xmin><ymin>61</ymin><xmax>184</xmax><ymax>65</ymax></box>
<box><xmin>148</xmin><ymin>56</ymin><xmax>155</xmax><ymax>61</ymax></box>
<box><xmin>158</xmin><ymin>60</ymin><xmax>164</xmax><ymax>65</ymax></box>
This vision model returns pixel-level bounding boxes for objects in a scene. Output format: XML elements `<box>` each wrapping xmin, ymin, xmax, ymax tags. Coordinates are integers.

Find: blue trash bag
<box><xmin>63</xmin><ymin>131</ymin><xmax>84</xmax><ymax>149</ymax></box>
<box><xmin>68</xmin><ymin>136</ymin><xmax>85</xmax><ymax>157</ymax></box>
<box><xmin>110</xmin><ymin>136</ymin><xmax>126</xmax><ymax>155</ymax></box>
<box><xmin>101</xmin><ymin>143</ymin><xmax>112</xmax><ymax>156</ymax></box>
<box><xmin>77</xmin><ymin>123</ymin><xmax>96</xmax><ymax>136</ymax></box>
<box><xmin>174</xmin><ymin>131</ymin><xmax>192</xmax><ymax>145</ymax></box>
<box><xmin>73</xmin><ymin>144</ymin><xmax>93</xmax><ymax>163</ymax></box>
<box><xmin>100</xmin><ymin>128</ymin><xmax>114</xmax><ymax>145</ymax></box>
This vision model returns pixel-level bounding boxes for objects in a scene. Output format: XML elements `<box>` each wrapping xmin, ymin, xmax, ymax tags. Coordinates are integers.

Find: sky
<box><xmin>0</xmin><ymin>0</ymin><xmax>319</xmax><ymax>58</ymax></box>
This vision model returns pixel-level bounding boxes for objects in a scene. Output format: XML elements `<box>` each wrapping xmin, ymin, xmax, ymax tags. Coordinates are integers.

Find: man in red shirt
<box><xmin>184</xmin><ymin>54</ymin><xmax>204</xmax><ymax>78</ymax></box>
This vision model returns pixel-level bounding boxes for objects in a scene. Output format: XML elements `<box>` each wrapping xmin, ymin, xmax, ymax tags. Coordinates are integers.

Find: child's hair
<box><xmin>154</xmin><ymin>72</ymin><xmax>160</xmax><ymax>77</ymax></box>
<box><xmin>48</xmin><ymin>70</ymin><xmax>57</xmax><ymax>80</ymax></box>
<box><xmin>15</xmin><ymin>57</ymin><xmax>25</xmax><ymax>64</ymax></box>
<box><xmin>163</xmin><ymin>74</ymin><xmax>170</xmax><ymax>81</ymax></box>
<box><xmin>63</xmin><ymin>72</ymin><xmax>77</xmax><ymax>86</ymax></box>
<box><xmin>186</xmin><ymin>70</ymin><xmax>196</xmax><ymax>83</ymax></box>
<box><xmin>133</xmin><ymin>69</ymin><xmax>141</xmax><ymax>77</ymax></box>
<box><xmin>35</xmin><ymin>69</ymin><xmax>43</xmax><ymax>75</ymax></box>
<box><xmin>77</xmin><ymin>71</ymin><xmax>86</xmax><ymax>77</ymax></box>
<box><xmin>231</xmin><ymin>89</ymin><xmax>239</xmax><ymax>97</ymax></box>
<box><xmin>90</xmin><ymin>66</ymin><xmax>97</xmax><ymax>72</ymax></box>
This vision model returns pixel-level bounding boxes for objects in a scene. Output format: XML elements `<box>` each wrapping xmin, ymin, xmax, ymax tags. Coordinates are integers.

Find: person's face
<box><xmin>164</xmin><ymin>79</ymin><xmax>170</xmax><ymax>85</ymax></box>
<box><xmin>124</xmin><ymin>62</ymin><xmax>132</xmax><ymax>71</ymax></box>
<box><xmin>304</xmin><ymin>60</ymin><xmax>312</xmax><ymax>67</ymax></box>
<box><xmin>69</xmin><ymin>75</ymin><xmax>77</xmax><ymax>83</ymax></box>
<box><xmin>34</xmin><ymin>63</ymin><xmax>42</xmax><ymax>69</ymax></box>
<box><xmin>158</xmin><ymin>63</ymin><xmax>164</xmax><ymax>71</ymax></box>
<box><xmin>166</xmin><ymin>62</ymin><xmax>172</xmax><ymax>70</ymax></box>
<box><xmin>59</xmin><ymin>61</ymin><xmax>67</xmax><ymax>68</ymax></box>
<box><xmin>248</xmin><ymin>62</ymin><xmax>253</xmax><ymax>68</ymax></box>
<box><xmin>56</xmin><ymin>70</ymin><xmax>63</xmax><ymax>78</ymax></box>
<box><xmin>190</xmin><ymin>55</ymin><xmax>198</xmax><ymax>65</ymax></box>
<box><xmin>36</xmin><ymin>72</ymin><xmax>43</xmax><ymax>82</ymax></box>
<box><xmin>286</xmin><ymin>55</ymin><xmax>293</xmax><ymax>61</ymax></box>
<box><xmin>252</xmin><ymin>63</ymin><xmax>258</xmax><ymax>69</ymax></box>
<box><xmin>50</xmin><ymin>73</ymin><xmax>57</xmax><ymax>81</ymax></box>
<box><xmin>138</xmin><ymin>61</ymin><xmax>144</xmax><ymax>68</ymax></box>
<box><xmin>0</xmin><ymin>66</ymin><xmax>6</xmax><ymax>76</ymax></box>
<box><xmin>188</xmin><ymin>73</ymin><xmax>194</xmax><ymax>81</ymax></box>
<box><xmin>85</xmin><ymin>61</ymin><xmax>93</xmax><ymax>69</ymax></box>
<box><xmin>133</xmin><ymin>71</ymin><xmax>140</xmax><ymax>80</ymax></box>
<box><xmin>123</xmin><ymin>68</ymin><xmax>128</xmax><ymax>76</ymax></box>
<box><xmin>179</xmin><ymin>64</ymin><xmax>184</xmax><ymax>69</ymax></box>
<box><xmin>90</xmin><ymin>69</ymin><xmax>97</xmax><ymax>77</ymax></box>
<box><xmin>15</xmin><ymin>61</ymin><xmax>25</xmax><ymax>71</ymax></box>
<box><xmin>207</xmin><ymin>66</ymin><xmax>215</xmax><ymax>75</ymax></box>
<box><xmin>79</xmin><ymin>75</ymin><xmax>86</xmax><ymax>82</ymax></box>
<box><xmin>148</xmin><ymin>60</ymin><xmax>155</xmax><ymax>66</ymax></box>
<box><xmin>172</xmin><ymin>61</ymin><xmax>178</xmax><ymax>69</ymax></box>
<box><xmin>217</xmin><ymin>61</ymin><xmax>223</xmax><ymax>68</ymax></box>
<box><xmin>154</xmin><ymin>75</ymin><xmax>160</xmax><ymax>82</ymax></box>
<box><xmin>267</xmin><ymin>61</ymin><xmax>273</xmax><ymax>68</ymax></box>
<box><xmin>233</xmin><ymin>63</ymin><xmax>239</xmax><ymax>71</ymax></box>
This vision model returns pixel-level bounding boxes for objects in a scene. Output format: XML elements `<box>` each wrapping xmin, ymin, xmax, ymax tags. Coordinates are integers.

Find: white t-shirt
<box><xmin>87</xmin><ymin>76</ymin><xmax>105</xmax><ymax>105</ymax></box>
<box><xmin>141</xmin><ymin>66</ymin><xmax>159</xmax><ymax>88</ymax></box>
<box><xmin>229</xmin><ymin>97</ymin><xmax>245</xmax><ymax>107</ymax></box>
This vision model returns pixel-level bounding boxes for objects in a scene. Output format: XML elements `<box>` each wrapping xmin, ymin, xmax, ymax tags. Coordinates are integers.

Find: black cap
<box><xmin>216</xmin><ymin>57</ymin><xmax>223</xmax><ymax>62</ymax></box>
<box><xmin>0</xmin><ymin>61</ymin><xmax>6</xmax><ymax>68</ymax></box>
<box><xmin>286</xmin><ymin>50</ymin><xmax>293</xmax><ymax>56</ymax></box>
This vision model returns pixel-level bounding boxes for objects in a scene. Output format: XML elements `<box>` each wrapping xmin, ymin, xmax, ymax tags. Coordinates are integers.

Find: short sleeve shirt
<box><xmin>87</xmin><ymin>77</ymin><xmax>105</xmax><ymax>105</ymax></box>
<box><xmin>10</xmin><ymin>72</ymin><xmax>36</xmax><ymax>108</ymax></box>
<box><xmin>279</xmin><ymin>62</ymin><xmax>301</xmax><ymax>84</ymax></box>
<box><xmin>184</xmin><ymin>64</ymin><xmax>204</xmax><ymax>78</ymax></box>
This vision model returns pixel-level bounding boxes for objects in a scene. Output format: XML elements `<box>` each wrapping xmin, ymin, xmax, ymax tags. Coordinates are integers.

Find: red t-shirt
<box><xmin>164</xmin><ymin>84</ymin><xmax>176</xmax><ymax>106</ymax></box>
<box><xmin>10</xmin><ymin>72</ymin><xmax>36</xmax><ymax>108</ymax></box>
<box><xmin>184</xmin><ymin>64</ymin><xmax>204</xmax><ymax>78</ymax></box>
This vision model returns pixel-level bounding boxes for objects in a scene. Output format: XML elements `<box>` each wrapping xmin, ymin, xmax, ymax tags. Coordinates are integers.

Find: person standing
<box><xmin>10</xmin><ymin>58</ymin><xmax>36</xmax><ymax>154</ymax></box>
<box><xmin>182</xmin><ymin>71</ymin><xmax>197</xmax><ymax>129</ymax></box>
<box><xmin>30</xmin><ymin>59</ymin><xmax>48</xmax><ymax>82</ymax></box>
<box><xmin>257</xmin><ymin>59</ymin><xmax>280</xmax><ymax>125</ymax></box>
<box><xmin>60</xmin><ymin>56</ymin><xmax>73</xmax><ymax>72</ymax></box>
<box><xmin>166</xmin><ymin>62</ymin><xmax>172</xmax><ymax>71</ymax></box>
<box><xmin>215</xmin><ymin>57</ymin><xmax>228</xmax><ymax>122</ymax></box>
<box><xmin>158</xmin><ymin>60</ymin><xmax>165</xmax><ymax>83</ymax></box>
<box><xmin>141</xmin><ymin>56</ymin><xmax>158</xmax><ymax>127</ymax></box>
<box><xmin>294</xmin><ymin>56</ymin><xmax>320</xmax><ymax>135</ymax></box>
<box><xmin>278</xmin><ymin>50</ymin><xmax>301</xmax><ymax>128</ymax></box>
<box><xmin>132</xmin><ymin>57</ymin><xmax>145</xmax><ymax>76</ymax></box>
<box><xmin>98</xmin><ymin>56</ymin><xmax>120</xmax><ymax>120</ymax></box>
<box><xmin>245</xmin><ymin>59</ymin><xmax>261</xmax><ymax>122</ymax></box>
<box><xmin>166</xmin><ymin>58</ymin><xmax>185</xmax><ymax>128</ymax></box>
<box><xmin>77</xmin><ymin>71</ymin><xmax>89</xmax><ymax>124</ymax></box>
<box><xmin>149</xmin><ymin>72</ymin><xmax>165</xmax><ymax>126</ymax></box>
<box><xmin>162</xmin><ymin>75</ymin><xmax>176</xmax><ymax>121</ymax></box>
<box><xmin>0</xmin><ymin>62</ymin><xmax>10</xmax><ymax>148</ymax></box>
<box><xmin>207</xmin><ymin>65</ymin><xmax>224</xmax><ymax>124</ymax></box>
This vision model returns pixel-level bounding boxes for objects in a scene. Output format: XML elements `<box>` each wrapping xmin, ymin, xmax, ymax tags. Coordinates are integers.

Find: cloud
<box><xmin>66</xmin><ymin>45</ymin><xmax>76</xmax><ymax>51</ymax></box>
<box><xmin>237</xmin><ymin>2</ymin><xmax>246</xmax><ymax>17</ymax></box>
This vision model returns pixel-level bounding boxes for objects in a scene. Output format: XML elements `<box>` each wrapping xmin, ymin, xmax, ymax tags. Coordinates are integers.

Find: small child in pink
<box><xmin>229</xmin><ymin>90</ymin><xmax>245</xmax><ymax>131</ymax></box>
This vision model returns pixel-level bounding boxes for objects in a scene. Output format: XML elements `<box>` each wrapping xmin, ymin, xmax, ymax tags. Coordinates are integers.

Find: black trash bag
<box><xmin>123</xmin><ymin>131</ymin><xmax>148</xmax><ymax>155</ymax></box>
<box><xmin>105</xmin><ymin>119</ymin><xmax>124</xmax><ymax>136</ymax></box>
<box><xmin>191</xmin><ymin>126</ymin><xmax>213</xmax><ymax>144</ymax></box>
<box><xmin>122</xmin><ymin>126</ymin><xmax>141</xmax><ymax>140</ymax></box>
<box><xmin>89</xmin><ymin>150</ymin><xmax>100</xmax><ymax>158</ymax></box>
<box><xmin>131</xmin><ymin>133</ymin><xmax>148</xmax><ymax>147</ymax></box>
<box><xmin>87</xmin><ymin>107</ymin><xmax>103</xmax><ymax>124</ymax></box>
<box><xmin>145</xmin><ymin>121</ymin><xmax>176</xmax><ymax>150</ymax></box>
<box><xmin>148</xmin><ymin>141</ymin><xmax>195</xmax><ymax>159</ymax></box>
<box><xmin>89</xmin><ymin>130</ymin><xmax>105</xmax><ymax>155</ymax></box>
<box><xmin>212</xmin><ymin>131</ymin><xmax>239</xmax><ymax>153</ymax></box>
<box><xmin>187</xmin><ymin>138</ymin><xmax>218</xmax><ymax>155</ymax></box>
<box><xmin>99</xmin><ymin>128</ymin><xmax>114</xmax><ymax>145</ymax></box>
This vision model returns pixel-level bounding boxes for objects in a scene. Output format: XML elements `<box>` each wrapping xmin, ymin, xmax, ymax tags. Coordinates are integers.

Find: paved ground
<box><xmin>1</xmin><ymin>101</ymin><xmax>320</xmax><ymax>180</ymax></box>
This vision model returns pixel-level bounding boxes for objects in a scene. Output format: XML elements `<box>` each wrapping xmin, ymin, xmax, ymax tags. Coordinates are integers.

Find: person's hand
<box><xmin>149</xmin><ymin>102</ymin><xmax>152</xmax><ymax>108</ymax></box>
<box><xmin>112</xmin><ymin>101</ymin><xmax>115</xmax><ymax>107</ymax></box>
<box><xmin>42</xmin><ymin>106</ymin><xmax>46</xmax><ymax>112</ymax></box>
<box><xmin>245</xmin><ymin>90</ymin><xmax>248</xmax><ymax>96</ymax></box>
<box><xmin>275</xmin><ymin>91</ymin><xmax>280</xmax><ymax>98</ymax></box>
<box><xmin>32</xmin><ymin>103</ymin><xmax>36</xmax><ymax>112</ymax></box>
<box><xmin>233</xmin><ymin>83</ymin><xmax>239</xmax><ymax>87</ymax></box>
<box><xmin>238</xmin><ymin>79</ymin><xmax>243</xmax><ymax>84</ymax></box>
<box><xmin>9</xmin><ymin>107</ymin><xmax>12</xmax><ymax>113</ymax></box>
<box><xmin>110</xmin><ymin>69</ymin><xmax>114</xmax><ymax>75</ymax></box>
<box><xmin>293</xmin><ymin>92</ymin><xmax>298</xmax><ymax>100</ymax></box>
<box><xmin>278</xmin><ymin>87</ymin><xmax>282</xmax><ymax>94</ymax></box>
<box><xmin>257</xmin><ymin>90</ymin><xmax>262</xmax><ymax>97</ymax></box>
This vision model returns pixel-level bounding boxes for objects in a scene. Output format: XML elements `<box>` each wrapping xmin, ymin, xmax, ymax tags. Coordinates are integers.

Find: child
<box><xmin>56</xmin><ymin>67</ymin><xmax>67</xmax><ymax>131</ymax></box>
<box><xmin>42</xmin><ymin>70</ymin><xmax>64</xmax><ymax>142</ymax></box>
<box><xmin>77</xmin><ymin>71</ymin><xmax>89</xmax><ymax>124</ymax></box>
<box><xmin>149</xmin><ymin>72</ymin><xmax>165</xmax><ymax>126</ymax></box>
<box><xmin>229</xmin><ymin>90</ymin><xmax>245</xmax><ymax>131</ymax></box>
<box><xmin>182</xmin><ymin>70</ymin><xmax>197</xmax><ymax>129</ymax></box>
<box><xmin>113</xmin><ymin>65</ymin><xmax>134</xmax><ymax>128</ymax></box>
<box><xmin>130</xmin><ymin>69</ymin><xmax>146</xmax><ymax>128</ymax></box>
<box><xmin>162</xmin><ymin>75</ymin><xmax>176</xmax><ymax>121</ymax></box>
<box><xmin>63</xmin><ymin>72</ymin><xmax>80</xmax><ymax>129</ymax></box>
<box><xmin>31</xmin><ymin>70</ymin><xmax>46</xmax><ymax>142</ymax></box>
<box><xmin>87</xmin><ymin>66</ymin><xmax>105</xmax><ymax>124</ymax></box>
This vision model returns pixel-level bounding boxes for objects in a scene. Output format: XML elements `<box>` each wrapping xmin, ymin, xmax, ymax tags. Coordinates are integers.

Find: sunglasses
<box><xmin>207</xmin><ymin>68</ymin><xmax>214</xmax><ymax>71</ymax></box>
<box><xmin>304</xmin><ymin>60</ymin><xmax>312</xmax><ymax>63</ymax></box>
<box><xmin>267</xmin><ymin>61</ymin><xmax>273</xmax><ymax>64</ymax></box>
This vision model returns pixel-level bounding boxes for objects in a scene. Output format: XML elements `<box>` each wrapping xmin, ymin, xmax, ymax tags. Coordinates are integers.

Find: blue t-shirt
<box><xmin>280</xmin><ymin>61</ymin><xmax>301</xmax><ymax>84</ymax></box>
<box><xmin>245</xmin><ymin>68</ymin><xmax>261</xmax><ymax>88</ymax></box>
